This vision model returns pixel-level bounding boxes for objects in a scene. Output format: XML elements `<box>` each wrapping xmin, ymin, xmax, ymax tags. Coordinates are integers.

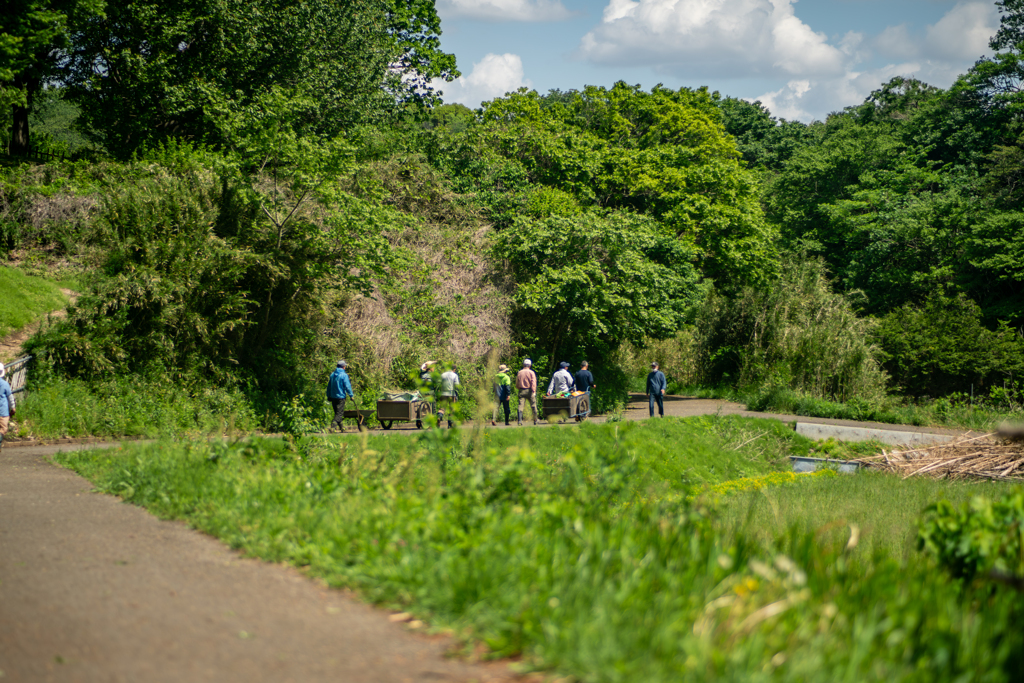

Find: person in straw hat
<box><xmin>0</xmin><ymin>363</ymin><xmax>15</xmax><ymax>450</ymax></box>
<box><xmin>492</xmin><ymin>363</ymin><xmax>512</xmax><ymax>426</ymax></box>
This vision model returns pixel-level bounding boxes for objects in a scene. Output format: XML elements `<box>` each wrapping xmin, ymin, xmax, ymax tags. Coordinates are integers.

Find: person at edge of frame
<box><xmin>647</xmin><ymin>361</ymin><xmax>666</xmax><ymax>418</ymax></box>
<box><xmin>0</xmin><ymin>363</ymin><xmax>15</xmax><ymax>450</ymax></box>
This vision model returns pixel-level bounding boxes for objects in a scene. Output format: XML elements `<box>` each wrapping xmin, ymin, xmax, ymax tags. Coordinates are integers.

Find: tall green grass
<box><xmin>0</xmin><ymin>266</ymin><xmax>67</xmax><ymax>339</ymax></box>
<box><xmin>712</xmin><ymin>470</ymin><xmax>1017</xmax><ymax>559</ymax></box>
<box><xmin>56</xmin><ymin>417</ymin><xmax>1023</xmax><ymax>682</ymax></box>
<box><xmin>747</xmin><ymin>384</ymin><xmax>1023</xmax><ymax>430</ymax></box>
<box><xmin>18</xmin><ymin>375</ymin><xmax>258</xmax><ymax>438</ymax></box>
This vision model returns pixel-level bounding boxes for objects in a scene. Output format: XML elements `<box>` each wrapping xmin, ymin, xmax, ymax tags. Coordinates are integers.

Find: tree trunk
<box><xmin>10</xmin><ymin>103</ymin><xmax>30</xmax><ymax>156</ymax></box>
<box><xmin>9</xmin><ymin>73</ymin><xmax>36</xmax><ymax>156</ymax></box>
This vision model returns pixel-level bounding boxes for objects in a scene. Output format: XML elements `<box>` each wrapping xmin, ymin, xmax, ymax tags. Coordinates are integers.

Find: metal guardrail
<box><xmin>6</xmin><ymin>355</ymin><xmax>31</xmax><ymax>394</ymax></box>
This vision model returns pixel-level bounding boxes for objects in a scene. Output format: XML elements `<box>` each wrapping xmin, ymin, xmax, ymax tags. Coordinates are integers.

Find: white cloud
<box><xmin>751</xmin><ymin>2</ymin><xmax>997</xmax><ymax>121</ymax></box>
<box><xmin>437</xmin><ymin>53</ymin><xmax>533</xmax><ymax>106</ymax></box>
<box><xmin>578</xmin><ymin>0</ymin><xmax>847</xmax><ymax>79</ymax></box>
<box><xmin>923</xmin><ymin>1</ymin><xmax>995</xmax><ymax>61</ymax></box>
<box><xmin>874</xmin><ymin>24</ymin><xmax>917</xmax><ymax>61</ymax></box>
<box><xmin>437</xmin><ymin>0</ymin><xmax>572</xmax><ymax>22</ymax></box>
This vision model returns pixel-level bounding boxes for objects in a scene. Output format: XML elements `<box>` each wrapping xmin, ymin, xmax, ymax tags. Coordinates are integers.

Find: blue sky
<box><xmin>433</xmin><ymin>0</ymin><xmax>1002</xmax><ymax>120</ymax></box>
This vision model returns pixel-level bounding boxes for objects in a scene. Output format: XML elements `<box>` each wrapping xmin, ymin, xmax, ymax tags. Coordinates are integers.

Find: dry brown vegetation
<box><xmin>856</xmin><ymin>433</ymin><xmax>1024</xmax><ymax>481</ymax></box>
<box><xmin>327</xmin><ymin>158</ymin><xmax>513</xmax><ymax>387</ymax></box>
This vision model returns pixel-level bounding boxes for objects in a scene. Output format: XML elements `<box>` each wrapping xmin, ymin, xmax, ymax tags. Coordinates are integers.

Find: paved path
<box><xmin>0</xmin><ymin>443</ymin><xmax>511</xmax><ymax>683</ymax></box>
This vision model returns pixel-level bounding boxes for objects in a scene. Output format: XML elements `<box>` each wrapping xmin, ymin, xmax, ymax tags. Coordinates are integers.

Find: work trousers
<box><xmin>493</xmin><ymin>396</ymin><xmax>511</xmax><ymax>423</ymax></box>
<box><xmin>438</xmin><ymin>396</ymin><xmax>456</xmax><ymax>427</ymax></box>
<box><xmin>330</xmin><ymin>397</ymin><xmax>347</xmax><ymax>430</ymax></box>
<box><xmin>518</xmin><ymin>388</ymin><xmax>538</xmax><ymax>423</ymax></box>
<box><xmin>648</xmin><ymin>392</ymin><xmax>664</xmax><ymax>417</ymax></box>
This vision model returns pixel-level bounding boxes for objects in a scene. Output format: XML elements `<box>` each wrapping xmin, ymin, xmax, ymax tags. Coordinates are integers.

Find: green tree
<box><xmin>875</xmin><ymin>293</ymin><xmax>1024</xmax><ymax>397</ymax></box>
<box><xmin>492</xmin><ymin>211</ymin><xmax>700</xmax><ymax>373</ymax></box>
<box><xmin>62</xmin><ymin>0</ymin><xmax>457</xmax><ymax>158</ymax></box>
<box><xmin>1</xmin><ymin>0</ymin><xmax>103</xmax><ymax>154</ymax></box>
<box><xmin>438</xmin><ymin>83</ymin><xmax>776</xmax><ymax>290</ymax></box>
<box><xmin>29</xmin><ymin>140</ymin><xmax>397</xmax><ymax>393</ymax></box>
<box><xmin>716</xmin><ymin>97</ymin><xmax>810</xmax><ymax>171</ymax></box>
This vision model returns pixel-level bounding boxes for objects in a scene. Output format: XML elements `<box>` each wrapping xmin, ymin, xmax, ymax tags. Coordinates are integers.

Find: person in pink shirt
<box><xmin>515</xmin><ymin>359</ymin><xmax>538</xmax><ymax>426</ymax></box>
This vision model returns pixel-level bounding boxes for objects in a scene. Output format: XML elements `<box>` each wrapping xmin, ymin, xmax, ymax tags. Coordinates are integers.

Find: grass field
<box><xmin>712</xmin><ymin>470</ymin><xmax>1016</xmax><ymax>559</ymax></box>
<box><xmin>56</xmin><ymin>416</ymin><xmax>1024</xmax><ymax>682</ymax></box>
<box><xmin>0</xmin><ymin>265</ymin><xmax>67</xmax><ymax>339</ymax></box>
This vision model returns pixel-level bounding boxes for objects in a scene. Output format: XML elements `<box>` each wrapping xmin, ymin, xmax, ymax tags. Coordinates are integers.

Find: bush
<box><xmin>876</xmin><ymin>293</ymin><xmax>1024</xmax><ymax>397</ymax></box>
<box><xmin>695</xmin><ymin>256</ymin><xmax>886</xmax><ymax>402</ymax></box>
<box><xmin>918</xmin><ymin>490</ymin><xmax>1024</xmax><ymax>582</ymax></box>
<box><xmin>18</xmin><ymin>371</ymin><xmax>259</xmax><ymax>438</ymax></box>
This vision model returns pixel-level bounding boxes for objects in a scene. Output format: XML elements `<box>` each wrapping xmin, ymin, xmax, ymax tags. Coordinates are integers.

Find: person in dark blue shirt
<box><xmin>574</xmin><ymin>361</ymin><xmax>595</xmax><ymax>394</ymax></box>
<box><xmin>327</xmin><ymin>360</ymin><xmax>354</xmax><ymax>431</ymax></box>
<box><xmin>646</xmin><ymin>362</ymin><xmax>666</xmax><ymax>417</ymax></box>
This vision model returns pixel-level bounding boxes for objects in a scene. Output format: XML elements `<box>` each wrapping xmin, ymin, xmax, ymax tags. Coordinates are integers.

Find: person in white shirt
<box><xmin>437</xmin><ymin>365</ymin><xmax>460</xmax><ymax>428</ymax></box>
<box><xmin>547</xmin><ymin>361</ymin><xmax>575</xmax><ymax>395</ymax></box>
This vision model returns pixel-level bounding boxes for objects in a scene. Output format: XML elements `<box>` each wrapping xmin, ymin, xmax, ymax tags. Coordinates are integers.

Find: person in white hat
<box><xmin>515</xmin><ymin>359</ymin><xmax>538</xmax><ymax>426</ymax></box>
<box><xmin>0</xmin><ymin>363</ymin><xmax>15</xmax><ymax>449</ymax></box>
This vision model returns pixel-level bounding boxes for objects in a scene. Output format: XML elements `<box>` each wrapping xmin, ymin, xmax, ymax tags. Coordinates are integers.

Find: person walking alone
<box><xmin>0</xmin><ymin>363</ymin><xmax>15</xmax><ymax>451</ymax></box>
<box><xmin>327</xmin><ymin>360</ymin><xmax>354</xmax><ymax>432</ymax></box>
<box><xmin>438</xmin><ymin>364</ymin><xmax>461</xmax><ymax>428</ymax></box>
<box><xmin>515</xmin><ymin>359</ymin><xmax>538</xmax><ymax>425</ymax></box>
<box><xmin>492</xmin><ymin>364</ymin><xmax>512</xmax><ymax>426</ymax></box>
<box><xmin>647</xmin><ymin>361</ymin><xmax>666</xmax><ymax>418</ymax></box>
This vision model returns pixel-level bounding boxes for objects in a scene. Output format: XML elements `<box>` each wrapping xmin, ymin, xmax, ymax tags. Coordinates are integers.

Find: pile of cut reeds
<box><xmin>855</xmin><ymin>433</ymin><xmax>1024</xmax><ymax>481</ymax></box>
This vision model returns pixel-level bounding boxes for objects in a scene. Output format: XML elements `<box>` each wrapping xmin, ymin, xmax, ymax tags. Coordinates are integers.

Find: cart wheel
<box><xmin>575</xmin><ymin>397</ymin><xmax>590</xmax><ymax>422</ymax></box>
<box><xmin>380</xmin><ymin>420</ymin><xmax>393</xmax><ymax>430</ymax></box>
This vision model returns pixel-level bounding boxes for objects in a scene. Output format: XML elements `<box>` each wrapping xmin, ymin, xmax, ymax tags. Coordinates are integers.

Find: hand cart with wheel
<box><xmin>375</xmin><ymin>398</ymin><xmax>435</xmax><ymax>429</ymax></box>
<box><xmin>541</xmin><ymin>393</ymin><xmax>591</xmax><ymax>423</ymax></box>
<box><xmin>342</xmin><ymin>408</ymin><xmax>376</xmax><ymax>430</ymax></box>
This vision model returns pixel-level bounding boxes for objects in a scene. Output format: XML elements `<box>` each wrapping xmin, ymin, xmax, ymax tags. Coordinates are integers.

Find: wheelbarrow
<box><xmin>342</xmin><ymin>408</ymin><xmax>376</xmax><ymax>430</ymax></box>
<box><xmin>375</xmin><ymin>398</ymin><xmax>435</xmax><ymax>429</ymax></box>
<box><xmin>541</xmin><ymin>392</ymin><xmax>591</xmax><ymax>423</ymax></box>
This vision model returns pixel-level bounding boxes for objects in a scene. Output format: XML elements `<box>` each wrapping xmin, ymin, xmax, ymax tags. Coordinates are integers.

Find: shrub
<box><xmin>918</xmin><ymin>490</ymin><xmax>1024</xmax><ymax>582</ymax></box>
<box><xmin>695</xmin><ymin>256</ymin><xmax>886</xmax><ymax>401</ymax></box>
<box><xmin>875</xmin><ymin>293</ymin><xmax>1024</xmax><ymax>397</ymax></box>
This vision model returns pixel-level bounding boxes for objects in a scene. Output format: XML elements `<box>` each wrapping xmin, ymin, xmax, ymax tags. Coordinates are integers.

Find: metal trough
<box><xmin>788</xmin><ymin>456</ymin><xmax>862</xmax><ymax>474</ymax></box>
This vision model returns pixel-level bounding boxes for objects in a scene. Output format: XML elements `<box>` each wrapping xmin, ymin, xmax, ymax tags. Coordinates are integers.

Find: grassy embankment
<box><xmin>57</xmin><ymin>415</ymin><xmax>1023</xmax><ymax>682</ymax></box>
<box><xmin>0</xmin><ymin>266</ymin><xmax>67</xmax><ymax>341</ymax></box>
<box><xmin>629</xmin><ymin>373</ymin><xmax>1024</xmax><ymax>432</ymax></box>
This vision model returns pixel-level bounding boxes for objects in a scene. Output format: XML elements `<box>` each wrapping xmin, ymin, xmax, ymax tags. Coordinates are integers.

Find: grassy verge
<box><xmin>16</xmin><ymin>375</ymin><xmax>259</xmax><ymax>438</ymax></box>
<box><xmin>712</xmin><ymin>470</ymin><xmax>1017</xmax><ymax>559</ymax></box>
<box><xmin>743</xmin><ymin>384</ymin><xmax>1023</xmax><ymax>431</ymax></box>
<box><xmin>0</xmin><ymin>265</ymin><xmax>67</xmax><ymax>339</ymax></box>
<box><xmin>55</xmin><ymin>416</ymin><xmax>1023</xmax><ymax>681</ymax></box>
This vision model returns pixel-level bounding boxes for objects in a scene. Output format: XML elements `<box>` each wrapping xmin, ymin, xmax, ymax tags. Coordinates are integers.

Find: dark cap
<box><xmin>559</xmin><ymin>361</ymin><xmax>569</xmax><ymax>369</ymax></box>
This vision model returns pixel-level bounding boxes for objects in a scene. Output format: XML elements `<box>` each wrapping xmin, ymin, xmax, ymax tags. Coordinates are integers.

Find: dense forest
<box><xmin>2</xmin><ymin>0</ymin><xmax>1023</xmax><ymax>429</ymax></box>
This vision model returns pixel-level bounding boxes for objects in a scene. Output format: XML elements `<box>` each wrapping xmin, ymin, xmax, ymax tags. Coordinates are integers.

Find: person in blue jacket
<box><xmin>0</xmin><ymin>362</ymin><xmax>15</xmax><ymax>450</ymax></box>
<box><xmin>327</xmin><ymin>360</ymin><xmax>354</xmax><ymax>432</ymax></box>
<box><xmin>646</xmin><ymin>361</ymin><xmax>666</xmax><ymax>418</ymax></box>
